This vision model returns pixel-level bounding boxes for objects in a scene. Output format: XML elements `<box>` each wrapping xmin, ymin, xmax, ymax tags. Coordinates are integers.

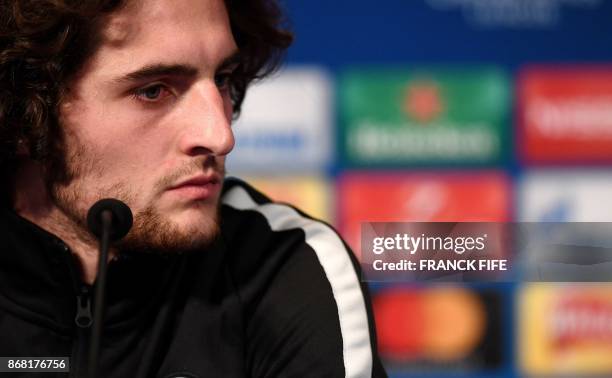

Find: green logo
<box><xmin>340</xmin><ymin>68</ymin><xmax>509</xmax><ymax>166</ymax></box>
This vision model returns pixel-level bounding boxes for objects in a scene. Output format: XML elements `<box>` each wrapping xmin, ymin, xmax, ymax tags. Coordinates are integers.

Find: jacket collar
<box><xmin>0</xmin><ymin>207</ymin><xmax>192</xmax><ymax>333</ymax></box>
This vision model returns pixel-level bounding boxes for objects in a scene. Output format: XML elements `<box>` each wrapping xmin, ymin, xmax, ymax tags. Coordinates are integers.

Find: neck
<box><xmin>12</xmin><ymin>159</ymin><xmax>113</xmax><ymax>284</ymax></box>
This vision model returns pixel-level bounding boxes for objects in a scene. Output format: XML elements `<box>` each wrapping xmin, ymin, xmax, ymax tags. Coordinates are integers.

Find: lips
<box><xmin>167</xmin><ymin>173</ymin><xmax>222</xmax><ymax>200</ymax></box>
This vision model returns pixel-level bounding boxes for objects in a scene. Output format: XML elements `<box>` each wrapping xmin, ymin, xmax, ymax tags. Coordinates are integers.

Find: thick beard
<box><xmin>115</xmin><ymin>201</ymin><xmax>222</xmax><ymax>255</ymax></box>
<box><xmin>45</xmin><ymin>132</ymin><xmax>223</xmax><ymax>255</ymax></box>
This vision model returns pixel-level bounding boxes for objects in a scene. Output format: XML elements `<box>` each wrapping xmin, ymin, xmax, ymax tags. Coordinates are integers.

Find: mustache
<box><xmin>155</xmin><ymin>156</ymin><xmax>225</xmax><ymax>191</ymax></box>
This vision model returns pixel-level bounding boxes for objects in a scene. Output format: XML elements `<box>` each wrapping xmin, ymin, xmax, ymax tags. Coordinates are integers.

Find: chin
<box><xmin>117</xmin><ymin>204</ymin><xmax>221</xmax><ymax>254</ymax></box>
<box><xmin>174</xmin><ymin>206</ymin><xmax>219</xmax><ymax>228</ymax></box>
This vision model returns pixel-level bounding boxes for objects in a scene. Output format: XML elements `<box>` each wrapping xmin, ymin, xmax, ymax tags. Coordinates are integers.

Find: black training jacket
<box><xmin>0</xmin><ymin>178</ymin><xmax>387</xmax><ymax>377</ymax></box>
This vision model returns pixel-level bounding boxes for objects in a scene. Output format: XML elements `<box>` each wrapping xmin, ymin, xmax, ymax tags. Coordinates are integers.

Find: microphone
<box><xmin>86</xmin><ymin>199</ymin><xmax>133</xmax><ymax>378</ymax></box>
<box><xmin>87</xmin><ymin>198</ymin><xmax>133</xmax><ymax>241</ymax></box>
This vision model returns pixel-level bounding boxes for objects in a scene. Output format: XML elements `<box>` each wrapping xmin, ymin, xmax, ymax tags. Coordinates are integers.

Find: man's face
<box><xmin>54</xmin><ymin>0</ymin><xmax>237</xmax><ymax>253</ymax></box>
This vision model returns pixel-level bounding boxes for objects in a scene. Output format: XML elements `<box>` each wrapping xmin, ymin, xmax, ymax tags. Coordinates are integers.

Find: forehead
<box><xmin>88</xmin><ymin>0</ymin><xmax>236</xmax><ymax>76</ymax></box>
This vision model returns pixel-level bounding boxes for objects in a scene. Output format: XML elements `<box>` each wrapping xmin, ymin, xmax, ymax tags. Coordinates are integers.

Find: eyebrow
<box><xmin>113</xmin><ymin>50</ymin><xmax>241</xmax><ymax>84</ymax></box>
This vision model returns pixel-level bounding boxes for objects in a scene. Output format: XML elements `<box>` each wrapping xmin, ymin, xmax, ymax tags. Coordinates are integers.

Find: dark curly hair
<box><xmin>0</xmin><ymin>0</ymin><xmax>292</xmax><ymax>204</ymax></box>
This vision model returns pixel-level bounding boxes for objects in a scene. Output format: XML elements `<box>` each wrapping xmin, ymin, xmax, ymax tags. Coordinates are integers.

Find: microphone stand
<box><xmin>89</xmin><ymin>210</ymin><xmax>112</xmax><ymax>378</ymax></box>
<box><xmin>86</xmin><ymin>198</ymin><xmax>132</xmax><ymax>378</ymax></box>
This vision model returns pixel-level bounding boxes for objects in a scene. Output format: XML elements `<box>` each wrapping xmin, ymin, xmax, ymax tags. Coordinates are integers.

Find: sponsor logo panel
<box><xmin>518</xmin><ymin>170</ymin><xmax>612</xmax><ymax>221</ymax></box>
<box><xmin>340</xmin><ymin>68</ymin><xmax>509</xmax><ymax>165</ymax></box>
<box><xmin>519</xmin><ymin>67</ymin><xmax>612</xmax><ymax>162</ymax></box>
<box><xmin>337</xmin><ymin>171</ymin><xmax>511</xmax><ymax>260</ymax></box>
<box><xmin>372</xmin><ymin>285</ymin><xmax>504</xmax><ymax>372</ymax></box>
<box><xmin>519</xmin><ymin>284</ymin><xmax>612</xmax><ymax>375</ymax></box>
<box><xmin>227</xmin><ymin>67</ymin><xmax>333</xmax><ymax>172</ymax></box>
<box><xmin>241</xmin><ymin>175</ymin><xmax>333</xmax><ymax>223</ymax></box>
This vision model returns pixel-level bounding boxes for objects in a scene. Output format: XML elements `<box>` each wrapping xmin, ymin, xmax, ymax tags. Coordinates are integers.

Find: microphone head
<box><xmin>87</xmin><ymin>198</ymin><xmax>133</xmax><ymax>241</ymax></box>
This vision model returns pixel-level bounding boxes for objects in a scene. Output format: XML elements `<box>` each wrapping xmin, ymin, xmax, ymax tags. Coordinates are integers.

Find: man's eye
<box><xmin>133</xmin><ymin>84</ymin><xmax>170</xmax><ymax>102</ymax></box>
<box><xmin>214</xmin><ymin>72</ymin><xmax>232</xmax><ymax>90</ymax></box>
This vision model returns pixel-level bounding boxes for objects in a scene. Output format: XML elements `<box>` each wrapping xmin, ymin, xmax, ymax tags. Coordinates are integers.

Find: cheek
<box><xmin>67</xmin><ymin>115</ymin><xmax>166</xmax><ymax>170</ymax></box>
<box><xmin>66</xmin><ymin>133</ymin><xmax>157</xmax><ymax>189</ymax></box>
<box><xmin>60</xmin><ymin>89</ymin><xmax>174</xmax><ymax>192</ymax></box>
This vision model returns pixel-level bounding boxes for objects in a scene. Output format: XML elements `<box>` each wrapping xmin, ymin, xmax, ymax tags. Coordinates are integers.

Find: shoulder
<box><xmin>220</xmin><ymin>176</ymin><xmax>352</xmax><ymax>272</ymax></box>
<box><xmin>219</xmin><ymin>177</ymin><xmax>379</xmax><ymax>377</ymax></box>
<box><xmin>219</xmin><ymin>177</ymin><xmax>360</xmax><ymax>296</ymax></box>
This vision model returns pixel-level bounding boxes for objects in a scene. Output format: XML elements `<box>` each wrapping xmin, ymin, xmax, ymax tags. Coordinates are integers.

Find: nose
<box><xmin>177</xmin><ymin>80</ymin><xmax>235</xmax><ymax>157</ymax></box>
